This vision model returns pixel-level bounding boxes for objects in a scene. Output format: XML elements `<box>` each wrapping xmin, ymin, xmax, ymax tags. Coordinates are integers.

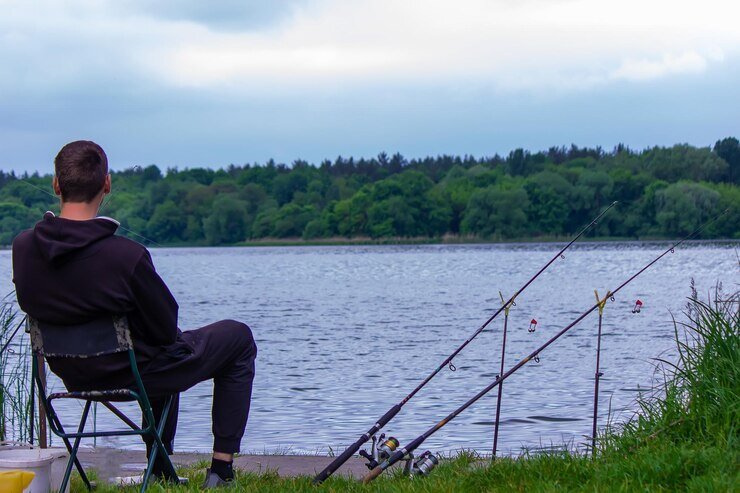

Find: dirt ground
<box><xmin>72</xmin><ymin>447</ymin><xmax>369</xmax><ymax>482</ymax></box>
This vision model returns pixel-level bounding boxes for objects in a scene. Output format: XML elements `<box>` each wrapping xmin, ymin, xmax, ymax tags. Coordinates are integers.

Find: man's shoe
<box><xmin>202</xmin><ymin>469</ymin><xmax>234</xmax><ymax>489</ymax></box>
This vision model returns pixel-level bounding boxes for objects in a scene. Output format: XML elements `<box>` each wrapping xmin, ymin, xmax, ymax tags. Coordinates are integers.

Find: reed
<box><xmin>601</xmin><ymin>286</ymin><xmax>739</xmax><ymax>454</ymax></box>
<box><xmin>0</xmin><ymin>298</ymin><xmax>34</xmax><ymax>444</ymax></box>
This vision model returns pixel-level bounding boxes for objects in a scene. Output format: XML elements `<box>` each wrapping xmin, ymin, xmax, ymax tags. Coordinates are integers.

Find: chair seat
<box><xmin>48</xmin><ymin>388</ymin><xmax>137</xmax><ymax>402</ymax></box>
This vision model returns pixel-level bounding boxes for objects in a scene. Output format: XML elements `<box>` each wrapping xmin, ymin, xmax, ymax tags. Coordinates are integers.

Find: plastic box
<box><xmin>0</xmin><ymin>449</ymin><xmax>69</xmax><ymax>493</ymax></box>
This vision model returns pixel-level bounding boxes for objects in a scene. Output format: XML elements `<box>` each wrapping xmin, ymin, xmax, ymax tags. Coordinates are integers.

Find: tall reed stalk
<box><xmin>601</xmin><ymin>285</ymin><xmax>739</xmax><ymax>456</ymax></box>
<box><xmin>0</xmin><ymin>298</ymin><xmax>34</xmax><ymax>444</ymax></box>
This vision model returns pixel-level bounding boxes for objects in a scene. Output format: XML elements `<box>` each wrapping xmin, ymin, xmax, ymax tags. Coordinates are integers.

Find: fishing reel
<box><xmin>359</xmin><ymin>434</ymin><xmax>400</xmax><ymax>469</ymax></box>
<box><xmin>402</xmin><ymin>450</ymin><xmax>440</xmax><ymax>478</ymax></box>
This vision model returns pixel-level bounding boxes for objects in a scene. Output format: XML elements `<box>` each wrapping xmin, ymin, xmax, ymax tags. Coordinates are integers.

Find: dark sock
<box><xmin>210</xmin><ymin>458</ymin><xmax>234</xmax><ymax>481</ymax></box>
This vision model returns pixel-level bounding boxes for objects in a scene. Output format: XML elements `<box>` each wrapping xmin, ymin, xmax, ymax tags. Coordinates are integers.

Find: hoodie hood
<box><xmin>33</xmin><ymin>212</ymin><xmax>120</xmax><ymax>263</ymax></box>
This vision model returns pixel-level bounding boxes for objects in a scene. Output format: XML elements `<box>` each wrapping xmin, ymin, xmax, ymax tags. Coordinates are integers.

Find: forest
<box><xmin>1</xmin><ymin>138</ymin><xmax>738</xmax><ymax>246</ymax></box>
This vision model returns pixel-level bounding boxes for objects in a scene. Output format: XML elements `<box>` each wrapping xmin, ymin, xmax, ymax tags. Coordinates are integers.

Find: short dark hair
<box><xmin>54</xmin><ymin>141</ymin><xmax>109</xmax><ymax>203</ymax></box>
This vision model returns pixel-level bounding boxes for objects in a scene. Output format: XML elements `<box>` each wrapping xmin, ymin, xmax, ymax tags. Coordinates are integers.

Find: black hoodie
<box><xmin>12</xmin><ymin>212</ymin><xmax>181</xmax><ymax>389</ymax></box>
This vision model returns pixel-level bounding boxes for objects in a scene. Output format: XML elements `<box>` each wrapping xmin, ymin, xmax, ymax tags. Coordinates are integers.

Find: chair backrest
<box><xmin>28</xmin><ymin>315</ymin><xmax>133</xmax><ymax>358</ymax></box>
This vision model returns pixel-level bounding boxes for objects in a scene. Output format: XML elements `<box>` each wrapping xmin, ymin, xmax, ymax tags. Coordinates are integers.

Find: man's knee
<box><xmin>221</xmin><ymin>320</ymin><xmax>257</xmax><ymax>357</ymax></box>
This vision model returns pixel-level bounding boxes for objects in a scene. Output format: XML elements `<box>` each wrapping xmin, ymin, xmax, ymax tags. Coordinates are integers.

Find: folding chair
<box><xmin>28</xmin><ymin>315</ymin><xmax>179</xmax><ymax>493</ymax></box>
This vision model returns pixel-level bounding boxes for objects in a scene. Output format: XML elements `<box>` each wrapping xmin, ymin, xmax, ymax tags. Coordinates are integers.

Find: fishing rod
<box><xmin>313</xmin><ymin>202</ymin><xmax>618</xmax><ymax>484</ymax></box>
<box><xmin>361</xmin><ymin>209</ymin><xmax>729</xmax><ymax>483</ymax></box>
<box><xmin>491</xmin><ymin>291</ymin><xmax>510</xmax><ymax>459</ymax></box>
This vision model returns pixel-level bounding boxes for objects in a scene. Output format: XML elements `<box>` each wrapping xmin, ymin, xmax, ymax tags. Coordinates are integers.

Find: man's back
<box><xmin>13</xmin><ymin>212</ymin><xmax>180</xmax><ymax>388</ymax></box>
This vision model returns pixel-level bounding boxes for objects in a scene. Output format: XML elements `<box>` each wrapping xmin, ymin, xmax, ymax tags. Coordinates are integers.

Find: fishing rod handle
<box><xmin>313</xmin><ymin>403</ymin><xmax>402</xmax><ymax>484</ymax></box>
<box><xmin>362</xmin><ymin>465</ymin><xmax>384</xmax><ymax>484</ymax></box>
<box><xmin>313</xmin><ymin>436</ymin><xmax>367</xmax><ymax>484</ymax></box>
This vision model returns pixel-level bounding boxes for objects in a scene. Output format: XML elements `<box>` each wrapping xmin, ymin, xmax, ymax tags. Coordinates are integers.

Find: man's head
<box><xmin>53</xmin><ymin>140</ymin><xmax>110</xmax><ymax>203</ymax></box>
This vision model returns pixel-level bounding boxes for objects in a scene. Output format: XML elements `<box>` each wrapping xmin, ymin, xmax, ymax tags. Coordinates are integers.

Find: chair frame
<box><xmin>29</xmin><ymin>316</ymin><xmax>178</xmax><ymax>493</ymax></box>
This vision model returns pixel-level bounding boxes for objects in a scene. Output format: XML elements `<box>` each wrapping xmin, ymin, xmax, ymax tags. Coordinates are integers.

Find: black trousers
<box><xmin>141</xmin><ymin>320</ymin><xmax>257</xmax><ymax>456</ymax></box>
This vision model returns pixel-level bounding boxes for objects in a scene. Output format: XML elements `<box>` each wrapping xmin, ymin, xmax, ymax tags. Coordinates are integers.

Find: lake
<box><xmin>1</xmin><ymin>241</ymin><xmax>737</xmax><ymax>456</ymax></box>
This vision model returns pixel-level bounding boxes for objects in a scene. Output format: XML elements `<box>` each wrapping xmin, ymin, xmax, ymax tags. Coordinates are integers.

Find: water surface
<box><xmin>1</xmin><ymin>242</ymin><xmax>737</xmax><ymax>456</ymax></box>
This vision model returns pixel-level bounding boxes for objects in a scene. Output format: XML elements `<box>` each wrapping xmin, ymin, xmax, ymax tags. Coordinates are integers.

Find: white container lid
<box><xmin>0</xmin><ymin>449</ymin><xmax>67</xmax><ymax>468</ymax></box>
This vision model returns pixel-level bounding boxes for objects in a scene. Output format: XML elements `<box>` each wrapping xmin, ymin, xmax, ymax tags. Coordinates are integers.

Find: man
<box><xmin>12</xmin><ymin>140</ymin><xmax>256</xmax><ymax>487</ymax></box>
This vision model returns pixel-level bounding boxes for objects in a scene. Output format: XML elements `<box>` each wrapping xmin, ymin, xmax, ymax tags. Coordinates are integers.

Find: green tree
<box><xmin>0</xmin><ymin>180</ymin><xmax>54</xmax><ymax>210</ymax></box>
<box><xmin>713</xmin><ymin>137</ymin><xmax>740</xmax><ymax>184</ymax></box>
<box><xmin>523</xmin><ymin>171</ymin><xmax>572</xmax><ymax>235</ymax></box>
<box><xmin>238</xmin><ymin>183</ymin><xmax>268</xmax><ymax>215</ymax></box>
<box><xmin>461</xmin><ymin>187</ymin><xmax>529</xmax><ymax>238</ymax></box>
<box><xmin>203</xmin><ymin>195</ymin><xmax>249</xmax><ymax>244</ymax></box>
<box><xmin>142</xmin><ymin>165</ymin><xmax>162</xmax><ymax>182</ymax></box>
<box><xmin>271</xmin><ymin>203</ymin><xmax>317</xmax><ymax>238</ymax></box>
<box><xmin>302</xmin><ymin>216</ymin><xmax>332</xmax><ymax>240</ymax></box>
<box><xmin>436</xmin><ymin>166</ymin><xmax>475</xmax><ymax>233</ymax></box>
<box><xmin>655</xmin><ymin>182</ymin><xmax>720</xmax><ymax>236</ymax></box>
<box><xmin>251</xmin><ymin>207</ymin><xmax>278</xmax><ymax>239</ymax></box>
<box><xmin>0</xmin><ymin>203</ymin><xmax>37</xmax><ymax>245</ymax></box>
<box><xmin>644</xmin><ymin>145</ymin><xmax>729</xmax><ymax>183</ymax></box>
<box><xmin>273</xmin><ymin>172</ymin><xmax>309</xmax><ymax>206</ymax></box>
<box><xmin>367</xmin><ymin>196</ymin><xmax>415</xmax><ymax>237</ymax></box>
<box><xmin>333</xmin><ymin>188</ymin><xmax>373</xmax><ymax>237</ymax></box>
<box><xmin>2</xmin><ymin>137</ymin><xmax>738</xmax><ymax>244</ymax></box>
<box><xmin>147</xmin><ymin>200</ymin><xmax>187</xmax><ymax>243</ymax></box>
<box><xmin>705</xmin><ymin>183</ymin><xmax>740</xmax><ymax>238</ymax></box>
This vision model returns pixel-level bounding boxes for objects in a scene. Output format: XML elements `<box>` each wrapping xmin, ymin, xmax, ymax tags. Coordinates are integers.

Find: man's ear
<box><xmin>52</xmin><ymin>176</ymin><xmax>62</xmax><ymax>197</ymax></box>
<box><xmin>104</xmin><ymin>174</ymin><xmax>111</xmax><ymax>195</ymax></box>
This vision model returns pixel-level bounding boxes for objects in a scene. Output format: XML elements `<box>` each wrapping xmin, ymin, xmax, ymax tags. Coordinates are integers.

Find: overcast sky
<box><xmin>1</xmin><ymin>0</ymin><xmax>739</xmax><ymax>173</ymax></box>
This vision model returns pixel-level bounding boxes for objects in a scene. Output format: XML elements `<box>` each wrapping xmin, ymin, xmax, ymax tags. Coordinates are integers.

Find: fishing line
<box><xmin>313</xmin><ymin>202</ymin><xmax>618</xmax><ymax>484</ymax></box>
<box><xmin>15</xmin><ymin>177</ymin><xmax>162</xmax><ymax>248</ymax></box>
<box><xmin>0</xmin><ymin>314</ymin><xmax>27</xmax><ymax>356</ymax></box>
<box><xmin>13</xmin><ymin>178</ymin><xmax>55</xmax><ymax>199</ymax></box>
<box><xmin>361</xmin><ymin>208</ymin><xmax>730</xmax><ymax>483</ymax></box>
<box><xmin>97</xmin><ymin>165</ymin><xmax>140</xmax><ymax>215</ymax></box>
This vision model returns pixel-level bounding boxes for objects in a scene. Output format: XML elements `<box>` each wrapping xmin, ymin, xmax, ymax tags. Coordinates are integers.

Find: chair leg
<box><xmin>141</xmin><ymin>396</ymin><xmax>178</xmax><ymax>492</ymax></box>
<box><xmin>101</xmin><ymin>401</ymin><xmax>139</xmax><ymax>431</ymax></box>
<box><xmin>42</xmin><ymin>393</ymin><xmax>92</xmax><ymax>491</ymax></box>
<box><xmin>53</xmin><ymin>419</ymin><xmax>93</xmax><ymax>491</ymax></box>
<box><xmin>155</xmin><ymin>397</ymin><xmax>179</xmax><ymax>478</ymax></box>
<box><xmin>58</xmin><ymin>401</ymin><xmax>92</xmax><ymax>493</ymax></box>
<box><xmin>140</xmin><ymin>404</ymin><xmax>158</xmax><ymax>492</ymax></box>
<box><xmin>140</xmin><ymin>443</ymin><xmax>158</xmax><ymax>492</ymax></box>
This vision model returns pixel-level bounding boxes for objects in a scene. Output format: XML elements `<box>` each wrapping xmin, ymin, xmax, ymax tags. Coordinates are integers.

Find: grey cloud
<box><xmin>1</xmin><ymin>60</ymin><xmax>738</xmax><ymax>173</ymax></box>
<box><xmin>120</xmin><ymin>0</ymin><xmax>312</xmax><ymax>31</ymax></box>
<box><xmin>0</xmin><ymin>1</ymin><xmax>737</xmax><ymax>173</ymax></box>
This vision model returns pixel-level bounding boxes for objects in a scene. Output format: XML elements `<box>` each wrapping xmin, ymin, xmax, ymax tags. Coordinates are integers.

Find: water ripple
<box><xmin>0</xmin><ymin>242</ymin><xmax>735</xmax><ymax>456</ymax></box>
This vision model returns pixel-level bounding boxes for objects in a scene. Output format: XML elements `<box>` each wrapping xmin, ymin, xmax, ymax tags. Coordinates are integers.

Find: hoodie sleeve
<box><xmin>129</xmin><ymin>250</ymin><xmax>179</xmax><ymax>346</ymax></box>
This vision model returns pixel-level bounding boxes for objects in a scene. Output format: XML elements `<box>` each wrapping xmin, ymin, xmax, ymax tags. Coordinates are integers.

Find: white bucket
<box><xmin>0</xmin><ymin>448</ymin><xmax>69</xmax><ymax>493</ymax></box>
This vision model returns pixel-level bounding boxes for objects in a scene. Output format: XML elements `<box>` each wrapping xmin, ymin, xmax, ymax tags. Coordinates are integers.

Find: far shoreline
<box><xmin>2</xmin><ymin>236</ymin><xmax>739</xmax><ymax>251</ymax></box>
<box><xmin>232</xmin><ymin>236</ymin><xmax>740</xmax><ymax>248</ymax></box>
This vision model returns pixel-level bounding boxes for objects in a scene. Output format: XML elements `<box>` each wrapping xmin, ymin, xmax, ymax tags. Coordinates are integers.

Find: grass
<box><xmin>0</xmin><ymin>297</ymin><xmax>33</xmax><ymax>444</ymax></box>
<box><xmin>70</xmin><ymin>288</ymin><xmax>739</xmax><ymax>491</ymax></box>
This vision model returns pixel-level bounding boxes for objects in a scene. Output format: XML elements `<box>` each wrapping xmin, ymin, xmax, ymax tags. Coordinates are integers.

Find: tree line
<box><xmin>1</xmin><ymin>138</ymin><xmax>738</xmax><ymax>246</ymax></box>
